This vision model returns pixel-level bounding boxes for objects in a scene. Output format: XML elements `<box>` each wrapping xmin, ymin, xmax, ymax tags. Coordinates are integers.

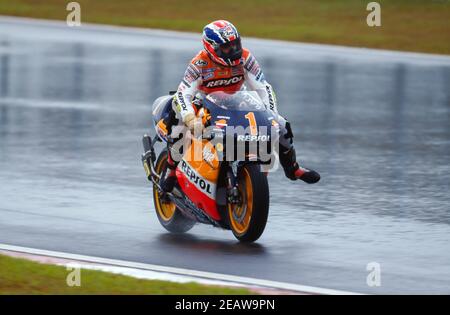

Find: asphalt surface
<box><xmin>0</xmin><ymin>17</ymin><xmax>450</xmax><ymax>294</ymax></box>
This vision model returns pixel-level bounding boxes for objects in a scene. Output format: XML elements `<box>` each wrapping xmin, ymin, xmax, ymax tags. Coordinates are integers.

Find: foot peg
<box><xmin>160</xmin><ymin>173</ymin><xmax>177</xmax><ymax>193</ymax></box>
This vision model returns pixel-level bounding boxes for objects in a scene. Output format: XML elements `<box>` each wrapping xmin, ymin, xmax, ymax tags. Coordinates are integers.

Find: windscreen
<box><xmin>205</xmin><ymin>91</ymin><xmax>266</xmax><ymax>112</ymax></box>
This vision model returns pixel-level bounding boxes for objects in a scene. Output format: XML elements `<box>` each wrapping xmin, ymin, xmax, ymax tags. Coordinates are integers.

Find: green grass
<box><xmin>0</xmin><ymin>254</ymin><xmax>252</xmax><ymax>294</ymax></box>
<box><xmin>0</xmin><ymin>0</ymin><xmax>449</xmax><ymax>54</ymax></box>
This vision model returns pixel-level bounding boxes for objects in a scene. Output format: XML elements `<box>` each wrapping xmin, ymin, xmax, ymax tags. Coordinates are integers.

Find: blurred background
<box><xmin>0</xmin><ymin>1</ymin><xmax>449</xmax><ymax>294</ymax></box>
<box><xmin>0</xmin><ymin>0</ymin><xmax>449</xmax><ymax>54</ymax></box>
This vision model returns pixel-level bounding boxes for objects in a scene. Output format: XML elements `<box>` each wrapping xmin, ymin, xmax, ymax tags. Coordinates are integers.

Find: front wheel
<box><xmin>227</xmin><ymin>164</ymin><xmax>270</xmax><ymax>243</ymax></box>
<box><xmin>153</xmin><ymin>149</ymin><xmax>195</xmax><ymax>233</ymax></box>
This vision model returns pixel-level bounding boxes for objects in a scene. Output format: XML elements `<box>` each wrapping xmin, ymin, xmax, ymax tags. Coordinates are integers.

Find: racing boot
<box><xmin>160</xmin><ymin>150</ymin><xmax>178</xmax><ymax>192</ymax></box>
<box><xmin>279</xmin><ymin>146</ymin><xmax>320</xmax><ymax>184</ymax></box>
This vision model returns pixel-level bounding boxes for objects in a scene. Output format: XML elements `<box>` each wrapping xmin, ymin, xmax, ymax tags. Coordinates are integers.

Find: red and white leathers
<box><xmin>172</xmin><ymin>48</ymin><xmax>293</xmax><ymax>148</ymax></box>
<box><xmin>174</xmin><ymin>49</ymin><xmax>276</xmax><ymax>117</ymax></box>
<box><xmin>167</xmin><ymin>47</ymin><xmax>320</xmax><ymax>184</ymax></box>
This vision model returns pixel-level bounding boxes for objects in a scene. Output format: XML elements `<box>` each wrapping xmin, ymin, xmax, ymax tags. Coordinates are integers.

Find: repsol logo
<box><xmin>180</xmin><ymin>160</ymin><xmax>212</xmax><ymax>194</ymax></box>
<box><xmin>237</xmin><ymin>135</ymin><xmax>271</xmax><ymax>141</ymax></box>
<box><xmin>266</xmin><ymin>86</ymin><xmax>275</xmax><ymax>109</ymax></box>
<box><xmin>177</xmin><ymin>92</ymin><xmax>187</xmax><ymax>110</ymax></box>
<box><xmin>205</xmin><ymin>76</ymin><xmax>243</xmax><ymax>88</ymax></box>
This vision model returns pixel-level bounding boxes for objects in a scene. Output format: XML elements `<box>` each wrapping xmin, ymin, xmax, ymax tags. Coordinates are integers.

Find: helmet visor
<box><xmin>215</xmin><ymin>38</ymin><xmax>242</xmax><ymax>62</ymax></box>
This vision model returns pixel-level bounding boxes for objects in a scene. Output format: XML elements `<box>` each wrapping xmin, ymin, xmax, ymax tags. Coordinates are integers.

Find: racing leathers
<box><xmin>160</xmin><ymin>48</ymin><xmax>320</xmax><ymax>191</ymax></box>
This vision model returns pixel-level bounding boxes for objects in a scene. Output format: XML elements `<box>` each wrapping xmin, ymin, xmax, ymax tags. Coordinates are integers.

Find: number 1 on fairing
<box><xmin>245</xmin><ymin>112</ymin><xmax>258</xmax><ymax>136</ymax></box>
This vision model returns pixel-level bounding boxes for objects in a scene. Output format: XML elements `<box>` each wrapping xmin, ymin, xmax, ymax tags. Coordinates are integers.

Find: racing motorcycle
<box><xmin>142</xmin><ymin>91</ymin><xmax>279</xmax><ymax>242</ymax></box>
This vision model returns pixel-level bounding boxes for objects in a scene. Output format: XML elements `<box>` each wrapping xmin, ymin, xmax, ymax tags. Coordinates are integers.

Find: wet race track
<box><xmin>0</xmin><ymin>17</ymin><xmax>449</xmax><ymax>294</ymax></box>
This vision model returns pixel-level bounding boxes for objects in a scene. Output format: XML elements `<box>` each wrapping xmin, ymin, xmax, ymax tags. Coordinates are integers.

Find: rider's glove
<box><xmin>183</xmin><ymin>113</ymin><xmax>203</xmax><ymax>134</ymax></box>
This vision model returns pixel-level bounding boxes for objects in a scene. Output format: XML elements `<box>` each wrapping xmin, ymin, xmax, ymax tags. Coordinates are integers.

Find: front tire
<box><xmin>153</xmin><ymin>149</ymin><xmax>195</xmax><ymax>233</ymax></box>
<box><xmin>227</xmin><ymin>164</ymin><xmax>269</xmax><ymax>242</ymax></box>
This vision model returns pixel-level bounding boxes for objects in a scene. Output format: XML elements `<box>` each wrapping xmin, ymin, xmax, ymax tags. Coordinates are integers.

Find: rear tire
<box><xmin>153</xmin><ymin>149</ymin><xmax>195</xmax><ymax>233</ymax></box>
<box><xmin>227</xmin><ymin>164</ymin><xmax>269</xmax><ymax>242</ymax></box>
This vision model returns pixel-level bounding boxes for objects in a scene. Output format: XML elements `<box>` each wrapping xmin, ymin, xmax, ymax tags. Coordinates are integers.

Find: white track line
<box><xmin>0</xmin><ymin>243</ymin><xmax>361</xmax><ymax>295</ymax></box>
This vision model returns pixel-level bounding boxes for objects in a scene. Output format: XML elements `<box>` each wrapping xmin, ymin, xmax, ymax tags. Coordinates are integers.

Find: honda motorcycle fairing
<box><xmin>142</xmin><ymin>90</ymin><xmax>276</xmax><ymax>242</ymax></box>
<box><xmin>176</xmin><ymin>138</ymin><xmax>221</xmax><ymax>221</ymax></box>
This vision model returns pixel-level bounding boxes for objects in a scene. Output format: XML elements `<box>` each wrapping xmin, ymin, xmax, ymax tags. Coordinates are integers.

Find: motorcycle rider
<box><xmin>158</xmin><ymin>20</ymin><xmax>320</xmax><ymax>192</ymax></box>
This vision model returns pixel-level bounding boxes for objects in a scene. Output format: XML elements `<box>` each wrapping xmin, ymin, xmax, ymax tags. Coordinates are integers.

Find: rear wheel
<box><xmin>153</xmin><ymin>149</ymin><xmax>195</xmax><ymax>233</ymax></box>
<box><xmin>227</xmin><ymin>164</ymin><xmax>269</xmax><ymax>242</ymax></box>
